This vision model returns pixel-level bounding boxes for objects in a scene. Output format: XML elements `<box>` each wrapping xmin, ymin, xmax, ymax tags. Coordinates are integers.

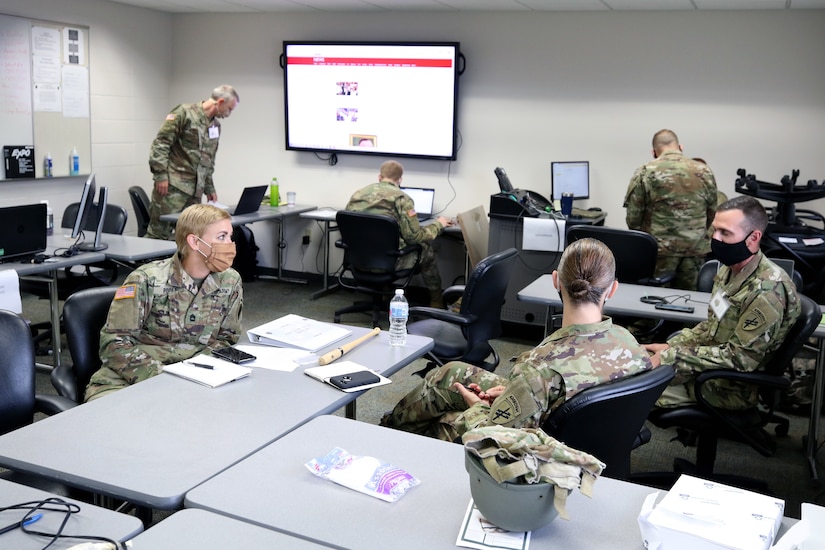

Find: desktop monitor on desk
<box><xmin>551</xmin><ymin>161</ymin><xmax>589</xmax><ymax>201</ymax></box>
<box><xmin>70</xmin><ymin>174</ymin><xmax>110</xmax><ymax>252</ymax></box>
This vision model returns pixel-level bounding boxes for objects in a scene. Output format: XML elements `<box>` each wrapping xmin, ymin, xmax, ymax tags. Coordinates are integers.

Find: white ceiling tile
<box><xmin>602</xmin><ymin>0</ymin><xmax>697</xmax><ymax>10</ymax></box>
<box><xmin>693</xmin><ymin>0</ymin><xmax>786</xmax><ymax>9</ymax></box>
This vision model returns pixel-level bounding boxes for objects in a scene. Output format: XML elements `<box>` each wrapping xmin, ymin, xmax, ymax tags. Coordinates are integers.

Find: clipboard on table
<box><xmin>247</xmin><ymin>314</ymin><xmax>351</xmax><ymax>353</ymax></box>
<box><xmin>304</xmin><ymin>361</ymin><xmax>390</xmax><ymax>393</ymax></box>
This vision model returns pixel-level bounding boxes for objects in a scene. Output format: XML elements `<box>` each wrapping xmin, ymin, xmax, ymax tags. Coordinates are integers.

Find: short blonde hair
<box><xmin>379</xmin><ymin>160</ymin><xmax>404</xmax><ymax>182</ymax></box>
<box><xmin>175</xmin><ymin>204</ymin><xmax>231</xmax><ymax>257</ymax></box>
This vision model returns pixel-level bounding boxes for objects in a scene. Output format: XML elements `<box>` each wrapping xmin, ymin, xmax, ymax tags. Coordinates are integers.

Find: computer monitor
<box><xmin>77</xmin><ymin>185</ymin><xmax>109</xmax><ymax>252</ymax></box>
<box><xmin>551</xmin><ymin>161</ymin><xmax>590</xmax><ymax>201</ymax></box>
<box><xmin>71</xmin><ymin>173</ymin><xmax>97</xmax><ymax>239</ymax></box>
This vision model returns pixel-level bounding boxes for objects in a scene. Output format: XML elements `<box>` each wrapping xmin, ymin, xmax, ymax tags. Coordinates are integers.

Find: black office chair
<box><xmin>0</xmin><ymin>309</ymin><xmax>77</xmax><ymax>494</ymax></box>
<box><xmin>129</xmin><ymin>185</ymin><xmax>151</xmax><ymax>237</ymax></box>
<box><xmin>51</xmin><ymin>287</ymin><xmax>116</xmax><ymax>404</ymax></box>
<box><xmin>566</xmin><ymin>225</ymin><xmax>676</xmax><ymax>340</ymax></box>
<box><xmin>406</xmin><ymin>248</ymin><xmax>518</xmax><ymax>375</ymax></box>
<box><xmin>640</xmin><ymin>294</ymin><xmax>820</xmax><ymax>490</ymax></box>
<box><xmin>542</xmin><ymin>365</ymin><xmax>675</xmax><ymax>481</ymax></box>
<box><xmin>697</xmin><ymin>259</ymin><xmax>804</xmax><ymax>293</ymax></box>
<box><xmin>333</xmin><ymin>211</ymin><xmax>423</xmax><ymax>327</ymax></box>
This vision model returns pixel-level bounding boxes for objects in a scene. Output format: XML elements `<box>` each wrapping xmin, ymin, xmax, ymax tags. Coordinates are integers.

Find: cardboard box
<box><xmin>638</xmin><ymin>475</ymin><xmax>784</xmax><ymax>550</ymax></box>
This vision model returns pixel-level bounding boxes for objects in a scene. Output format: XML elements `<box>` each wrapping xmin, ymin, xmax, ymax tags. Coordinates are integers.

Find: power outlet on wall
<box><xmin>302</xmin><ymin>230</ymin><xmax>311</xmax><ymax>245</ymax></box>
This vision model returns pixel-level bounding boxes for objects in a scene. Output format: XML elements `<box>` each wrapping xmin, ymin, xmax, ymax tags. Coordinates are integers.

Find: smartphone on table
<box><xmin>211</xmin><ymin>346</ymin><xmax>256</xmax><ymax>364</ymax></box>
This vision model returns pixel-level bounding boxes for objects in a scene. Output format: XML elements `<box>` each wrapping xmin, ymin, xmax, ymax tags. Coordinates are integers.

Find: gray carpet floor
<box><xmin>22</xmin><ymin>273</ymin><xmax>825</xmax><ymax>520</ymax></box>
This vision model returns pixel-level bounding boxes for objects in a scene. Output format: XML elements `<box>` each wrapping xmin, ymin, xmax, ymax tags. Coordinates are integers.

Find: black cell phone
<box><xmin>328</xmin><ymin>371</ymin><xmax>380</xmax><ymax>390</ymax></box>
<box><xmin>654</xmin><ymin>303</ymin><xmax>695</xmax><ymax>313</ymax></box>
<box><xmin>211</xmin><ymin>346</ymin><xmax>256</xmax><ymax>364</ymax></box>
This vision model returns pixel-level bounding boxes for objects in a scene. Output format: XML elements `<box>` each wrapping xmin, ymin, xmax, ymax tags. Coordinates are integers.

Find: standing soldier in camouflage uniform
<box><xmin>381</xmin><ymin>238</ymin><xmax>653</xmax><ymax>442</ymax></box>
<box><xmin>624</xmin><ymin>129</ymin><xmax>718</xmax><ymax>290</ymax></box>
<box><xmin>647</xmin><ymin>196</ymin><xmax>800</xmax><ymax>409</ymax></box>
<box><xmin>146</xmin><ymin>84</ymin><xmax>240</xmax><ymax>240</ymax></box>
<box><xmin>346</xmin><ymin>160</ymin><xmax>454</xmax><ymax>307</ymax></box>
<box><xmin>85</xmin><ymin>204</ymin><xmax>243</xmax><ymax>401</ymax></box>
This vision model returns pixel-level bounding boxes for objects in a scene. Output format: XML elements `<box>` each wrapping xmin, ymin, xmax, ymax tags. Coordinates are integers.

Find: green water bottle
<box><xmin>270</xmin><ymin>177</ymin><xmax>280</xmax><ymax>206</ymax></box>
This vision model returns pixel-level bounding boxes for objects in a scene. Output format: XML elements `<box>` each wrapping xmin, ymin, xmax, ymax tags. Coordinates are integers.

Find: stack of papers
<box><xmin>247</xmin><ymin>314</ymin><xmax>351</xmax><ymax>352</ymax></box>
<box><xmin>163</xmin><ymin>355</ymin><xmax>252</xmax><ymax>388</ymax></box>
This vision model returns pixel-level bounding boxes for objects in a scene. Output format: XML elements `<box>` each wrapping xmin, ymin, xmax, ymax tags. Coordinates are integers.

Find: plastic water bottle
<box><xmin>389</xmin><ymin>289</ymin><xmax>408</xmax><ymax>346</ymax></box>
<box><xmin>44</xmin><ymin>153</ymin><xmax>53</xmax><ymax>177</ymax></box>
<box><xmin>70</xmin><ymin>147</ymin><xmax>79</xmax><ymax>176</ymax></box>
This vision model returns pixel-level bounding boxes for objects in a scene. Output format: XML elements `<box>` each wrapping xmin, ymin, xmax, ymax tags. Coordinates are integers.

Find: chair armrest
<box><xmin>392</xmin><ymin>243</ymin><xmax>423</xmax><ymax>259</ymax></box>
<box><xmin>639</xmin><ymin>270</ymin><xmax>676</xmax><ymax>286</ymax></box>
<box><xmin>409</xmin><ymin>306</ymin><xmax>477</xmax><ymax>326</ymax></box>
<box><xmin>35</xmin><ymin>394</ymin><xmax>78</xmax><ymax>416</ymax></box>
<box><xmin>694</xmin><ymin>369</ymin><xmax>791</xmax><ymax>393</ymax></box>
<box><xmin>441</xmin><ymin>285</ymin><xmax>465</xmax><ymax>303</ymax></box>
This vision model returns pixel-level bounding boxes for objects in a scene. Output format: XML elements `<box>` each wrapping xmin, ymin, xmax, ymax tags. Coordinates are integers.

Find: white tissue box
<box><xmin>638</xmin><ymin>475</ymin><xmax>784</xmax><ymax>550</ymax></box>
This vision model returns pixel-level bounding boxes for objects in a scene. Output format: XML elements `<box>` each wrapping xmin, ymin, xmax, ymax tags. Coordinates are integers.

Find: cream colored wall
<box><xmin>169</xmin><ymin>10</ymin><xmax>825</xmax><ymax>274</ymax></box>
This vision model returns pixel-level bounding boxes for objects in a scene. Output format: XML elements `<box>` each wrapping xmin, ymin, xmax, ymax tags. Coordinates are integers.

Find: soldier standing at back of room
<box><xmin>624</xmin><ymin>129</ymin><xmax>718</xmax><ymax>290</ymax></box>
<box><xmin>146</xmin><ymin>84</ymin><xmax>240</xmax><ymax>240</ymax></box>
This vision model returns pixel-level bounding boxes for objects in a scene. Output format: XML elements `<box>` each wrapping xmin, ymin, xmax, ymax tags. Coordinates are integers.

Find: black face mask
<box><xmin>711</xmin><ymin>232</ymin><xmax>754</xmax><ymax>266</ymax></box>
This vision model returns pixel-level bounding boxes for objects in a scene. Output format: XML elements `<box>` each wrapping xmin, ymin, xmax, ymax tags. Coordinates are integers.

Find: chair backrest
<box><xmin>566</xmin><ymin>225</ymin><xmax>658</xmax><ymax>284</ymax></box>
<box><xmin>129</xmin><ymin>186</ymin><xmax>151</xmax><ymax>237</ymax></box>
<box><xmin>698</xmin><ymin>259</ymin><xmax>804</xmax><ymax>293</ymax></box>
<box><xmin>458</xmin><ymin>248</ymin><xmax>518</xmax><ymax>352</ymax></box>
<box><xmin>542</xmin><ymin>365</ymin><xmax>675</xmax><ymax>480</ymax></box>
<box><xmin>335</xmin><ymin>211</ymin><xmax>408</xmax><ymax>277</ymax></box>
<box><xmin>0</xmin><ymin>310</ymin><xmax>36</xmax><ymax>434</ymax></box>
<box><xmin>54</xmin><ymin>286</ymin><xmax>117</xmax><ymax>403</ymax></box>
<box><xmin>61</xmin><ymin>202</ymin><xmax>129</xmax><ymax>235</ymax></box>
<box><xmin>457</xmin><ymin>205</ymin><xmax>489</xmax><ymax>270</ymax></box>
<box><xmin>758</xmin><ymin>294</ymin><xmax>819</xmax><ymax>376</ymax></box>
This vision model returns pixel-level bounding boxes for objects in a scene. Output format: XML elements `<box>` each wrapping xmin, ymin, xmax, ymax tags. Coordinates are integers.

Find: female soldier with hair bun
<box><xmin>381</xmin><ymin>238</ymin><xmax>654</xmax><ymax>442</ymax></box>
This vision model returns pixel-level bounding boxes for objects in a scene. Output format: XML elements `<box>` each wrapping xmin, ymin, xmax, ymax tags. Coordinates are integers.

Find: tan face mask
<box><xmin>197</xmin><ymin>237</ymin><xmax>237</xmax><ymax>273</ymax></box>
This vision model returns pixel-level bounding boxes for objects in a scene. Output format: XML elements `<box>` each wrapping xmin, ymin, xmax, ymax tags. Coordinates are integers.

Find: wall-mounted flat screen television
<box><xmin>283</xmin><ymin>41</ymin><xmax>461</xmax><ymax>161</ymax></box>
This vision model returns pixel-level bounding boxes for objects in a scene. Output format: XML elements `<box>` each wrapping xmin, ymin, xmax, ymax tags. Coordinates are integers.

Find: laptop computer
<box><xmin>232</xmin><ymin>185</ymin><xmax>268</xmax><ymax>215</ymax></box>
<box><xmin>400</xmin><ymin>186</ymin><xmax>436</xmax><ymax>221</ymax></box>
<box><xmin>0</xmin><ymin>204</ymin><xmax>47</xmax><ymax>262</ymax></box>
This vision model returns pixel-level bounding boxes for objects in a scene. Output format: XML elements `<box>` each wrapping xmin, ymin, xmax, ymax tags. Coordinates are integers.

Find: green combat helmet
<box><xmin>463</xmin><ymin>425</ymin><xmax>604</xmax><ymax>532</ymax></box>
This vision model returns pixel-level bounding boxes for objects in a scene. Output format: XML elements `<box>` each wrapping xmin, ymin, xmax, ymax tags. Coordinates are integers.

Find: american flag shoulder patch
<box><xmin>114</xmin><ymin>285</ymin><xmax>136</xmax><ymax>300</ymax></box>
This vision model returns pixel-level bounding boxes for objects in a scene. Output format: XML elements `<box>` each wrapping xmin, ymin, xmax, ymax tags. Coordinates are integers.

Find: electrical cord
<box><xmin>0</xmin><ymin>498</ymin><xmax>125</xmax><ymax>550</ymax></box>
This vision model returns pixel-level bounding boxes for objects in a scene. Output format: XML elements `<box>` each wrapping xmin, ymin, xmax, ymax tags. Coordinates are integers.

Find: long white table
<box><xmin>0</xmin><ymin>478</ymin><xmax>143</xmax><ymax>549</ymax></box>
<box><xmin>0</xmin><ymin>326</ymin><xmax>433</xmax><ymax>511</ymax></box>
<box><xmin>127</xmin><ymin>509</ymin><xmax>327</xmax><ymax>548</ymax></box>
<box><xmin>518</xmin><ymin>273</ymin><xmax>825</xmax><ymax>482</ymax></box>
<box><xmin>185</xmin><ymin>415</ymin><xmax>797</xmax><ymax>549</ymax></box>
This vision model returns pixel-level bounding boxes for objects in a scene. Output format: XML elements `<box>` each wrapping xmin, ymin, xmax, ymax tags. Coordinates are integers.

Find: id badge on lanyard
<box><xmin>710</xmin><ymin>290</ymin><xmax>730</xmax><ymax>321</ymax></box>
<box><xmin>208</xmin><ymin>125</ymin><xmax>219</xmax><ymax>139</ymax></box>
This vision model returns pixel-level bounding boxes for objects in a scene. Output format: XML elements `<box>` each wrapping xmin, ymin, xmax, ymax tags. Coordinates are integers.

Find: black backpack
<box><xmin>232</xmin><ymin>224</ymin><xmax>259</xmax><ymax>282</ymax></box>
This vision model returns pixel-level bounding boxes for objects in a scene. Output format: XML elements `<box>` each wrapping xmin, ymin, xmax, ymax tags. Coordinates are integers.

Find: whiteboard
<box><xmin>0</xmin><ymin>13</ymin><xmax>91</xmax><ymax>180</ymax></box>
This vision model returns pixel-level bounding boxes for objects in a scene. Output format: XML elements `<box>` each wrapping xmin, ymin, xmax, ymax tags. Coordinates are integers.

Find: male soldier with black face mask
<box><xmin>645</xmin><ymin>195</ymin><xmax>800</xmax><ymax>410</ymax></box>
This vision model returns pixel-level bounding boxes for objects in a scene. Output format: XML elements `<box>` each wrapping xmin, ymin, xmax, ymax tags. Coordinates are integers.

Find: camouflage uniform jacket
<box><xmin>660</xmin><ymin>251</ymin><xmax>800</xmax><ymax>409</ymax></box>
<box><xmin>623</xmin><ymin>150</ymin><xmax>717</xmax><ymax>257</ymax></box>
<box><xmin>148</xmin><ymin>102</ymin><xmax>220</xmax><ymax>197</ymax></box>
<box><xmin>84</xmin><ymin>254</ymin><xmax>243</xmax><ymax>401</ymax></box>
<box><xmin>457</xmin><ymin>318</ymin><xmax>653</xmax><ymax>433</ymax></box>
<box><xmin>345</xmin><ymin>181</ymin><xmax>443</xmax><ymax>247</ymax></box>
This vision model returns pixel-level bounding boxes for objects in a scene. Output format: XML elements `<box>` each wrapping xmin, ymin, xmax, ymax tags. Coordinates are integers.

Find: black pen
<box><xmin>185</xmin><ymin>361</ymin><xmax>214</xmax><ymax>370</ymax></box>
<box><xmin>0</xmin><ymin>513</ymin><xmax>42</xmax><ymax>535</ymax></box>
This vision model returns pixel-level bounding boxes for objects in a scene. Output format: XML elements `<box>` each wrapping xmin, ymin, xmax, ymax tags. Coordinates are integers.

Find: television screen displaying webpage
<box><xmin>283</xmin><ymin>41</ymin><xmax>461</xmax><ymax>160</ymax></box>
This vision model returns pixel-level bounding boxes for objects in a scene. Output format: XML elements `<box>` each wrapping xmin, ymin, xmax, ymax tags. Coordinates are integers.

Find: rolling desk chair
<box><xmin>129</xmin><ymin>185</ymin><xmax>151</xmax><ymax>237</ymax></box>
